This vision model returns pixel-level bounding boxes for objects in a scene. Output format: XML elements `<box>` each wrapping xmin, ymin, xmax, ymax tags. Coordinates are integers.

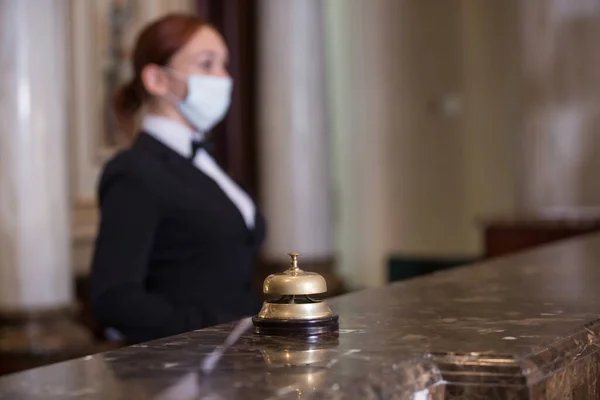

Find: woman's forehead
<box><xmin>179</xmin><ymin>26</ymin><xmax>228</xmax><ymax>59</ymax></box>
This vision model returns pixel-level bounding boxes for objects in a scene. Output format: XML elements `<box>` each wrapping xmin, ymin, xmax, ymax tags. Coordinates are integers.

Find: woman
<box><xmin>90</xmin><ymin>14</ymin><xmax>265</xmax><ymax>344</ymax></box>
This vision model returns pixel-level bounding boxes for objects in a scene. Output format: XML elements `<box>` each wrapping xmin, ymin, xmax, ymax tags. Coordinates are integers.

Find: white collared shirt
<box><xmin>142</xmin><ymin>115</ymin><xmax>256</xmax><ymax>229</ymax></box>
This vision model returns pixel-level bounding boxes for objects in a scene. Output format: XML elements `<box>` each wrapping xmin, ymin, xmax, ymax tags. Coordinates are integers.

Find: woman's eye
<box><xmin>199</xmin><ymin>60</ymin><xmax>213</xmax><ymax>70</ymax></box>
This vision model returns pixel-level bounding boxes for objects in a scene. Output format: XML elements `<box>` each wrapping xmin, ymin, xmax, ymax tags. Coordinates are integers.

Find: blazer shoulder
<box><xmin>98</xmin><ymin>148</ymin><xmax>164</xmax><ymax>200</ymax></box>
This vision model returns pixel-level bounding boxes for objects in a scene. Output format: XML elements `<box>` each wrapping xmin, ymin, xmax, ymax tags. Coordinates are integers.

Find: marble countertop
<box><xmin>3</xmin><ymin>235</ymin><xmax>600</xmax><ymax>399</ymax></box>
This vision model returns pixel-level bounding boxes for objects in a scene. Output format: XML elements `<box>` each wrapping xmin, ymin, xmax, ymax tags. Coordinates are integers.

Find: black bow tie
<box><xmin>190</xmin><ymin>139</ymin><xmax>215</xmax><ymax>159</ymax></box>
<box><xmin>191</xmin><ymin>140</ymin><xmax>204</xmax><ymax>159</ymax></box>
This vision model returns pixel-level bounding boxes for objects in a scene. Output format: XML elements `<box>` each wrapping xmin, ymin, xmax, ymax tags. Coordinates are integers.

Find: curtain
<box><xmin>196</xmin><ymin>0</ymin><xmax>259</xmax><ymax>196</ymax></box>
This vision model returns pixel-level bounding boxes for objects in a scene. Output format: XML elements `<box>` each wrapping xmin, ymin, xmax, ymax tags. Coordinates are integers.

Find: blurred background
<box><xmin>4</xmin><ymin>0</ymin><xmax>600</xmax><ymax>373</ymax></box>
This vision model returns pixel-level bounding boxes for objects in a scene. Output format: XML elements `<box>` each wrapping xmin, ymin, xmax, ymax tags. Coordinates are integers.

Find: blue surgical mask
<box><xmin>166</xmin><ymin>69</ymin><xmax>233</xmax><ymax>133</ymax></box>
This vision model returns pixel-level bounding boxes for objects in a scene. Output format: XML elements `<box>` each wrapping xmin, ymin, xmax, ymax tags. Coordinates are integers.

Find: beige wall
<box><xmin>461</xmin><ymin>0</ymin><xmax>521</xmax><ymax>248</ymax></box>
<box><xmin>384</xmin><ymin>0</ymin><xmax>470</xmax><ymax>257</ymax></box>
<box><xmin>325</xmin><ymin>0</ymin><xmax>520</xmax><ymax>289</ymax></box>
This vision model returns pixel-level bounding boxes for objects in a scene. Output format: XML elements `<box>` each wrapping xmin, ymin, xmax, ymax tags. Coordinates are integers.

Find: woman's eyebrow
<box><xmin>191</xmin><ymin>50</ymin><xmax>229</xmax><ymax>63</ymax></box>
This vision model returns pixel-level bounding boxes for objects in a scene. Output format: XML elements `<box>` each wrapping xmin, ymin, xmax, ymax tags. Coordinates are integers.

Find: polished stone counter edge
<box><xmin>430</xmin><ymin>319</ymin><xmax>600</xmax><ymax>387</ymax></box>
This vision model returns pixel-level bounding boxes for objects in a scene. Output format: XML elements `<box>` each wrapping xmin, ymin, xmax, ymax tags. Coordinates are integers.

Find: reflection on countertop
<box><xmin>3</xmin><ymin>235</ymin><xmax>600</xmax><ymax>398</ymax></box>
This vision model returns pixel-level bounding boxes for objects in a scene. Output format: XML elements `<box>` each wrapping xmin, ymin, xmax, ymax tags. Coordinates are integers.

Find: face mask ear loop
<box><xmin>161</xmin><ymin>67</ymin><xmax>188</xmax><ymax>105</ymax></box>
<box><xmin>164</xmin><ymin>91</ymin><xmax>181</xmax><ymax>105</ymax></box>
<box><xmin>162</xmin><ymin>66</ymin><xmax>188</xmax><ymax>80</ymax></box>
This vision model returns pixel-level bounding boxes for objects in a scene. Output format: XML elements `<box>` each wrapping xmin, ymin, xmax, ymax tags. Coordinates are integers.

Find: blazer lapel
<box><xmin>133</xmin><ymin>132</ymin><xmax>254</xmax><ymax>233</ymax></box>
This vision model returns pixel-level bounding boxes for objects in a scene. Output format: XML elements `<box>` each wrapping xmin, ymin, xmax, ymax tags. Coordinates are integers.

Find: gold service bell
<box><xmin>252</xmin><ymin>253</ymin><xmax>339</xmax><ymax>337</ymax></box>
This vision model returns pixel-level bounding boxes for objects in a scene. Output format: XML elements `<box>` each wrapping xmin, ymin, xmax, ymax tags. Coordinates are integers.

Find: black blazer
<box><xmin>90</xmin><ymin>132</ymin><xmax>266</xmax><ymax>344</ymax></box>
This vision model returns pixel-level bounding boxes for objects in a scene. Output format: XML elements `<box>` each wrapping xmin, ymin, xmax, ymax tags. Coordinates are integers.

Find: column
<box><xmin>257</xmin><ymin>0</ymin><xmax>339</xmax><ymax>292</ymax></box>
<box><xmin>323</xmin><ymin>0</ymin><xmax>396</xmax><ymax>289</ymax></box>
<box><xmin>0</xmin><ymin>0</ymin><xmax>90</xmax><ymax>359</ymax></box>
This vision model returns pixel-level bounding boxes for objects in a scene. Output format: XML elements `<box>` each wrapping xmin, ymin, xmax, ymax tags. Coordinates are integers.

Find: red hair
<box><xmin>113</xmin><ymin>14</ymin><xmax>207</xmax><ymax>134</ymax></box>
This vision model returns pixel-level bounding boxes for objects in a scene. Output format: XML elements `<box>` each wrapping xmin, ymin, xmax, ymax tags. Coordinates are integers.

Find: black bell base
<box><xmin>252</xmin><ymin>315</ymin><xmax>339</xmax><ymax>338</ymax></box>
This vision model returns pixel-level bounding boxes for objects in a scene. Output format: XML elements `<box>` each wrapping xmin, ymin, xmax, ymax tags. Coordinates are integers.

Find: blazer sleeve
<box><xmin>90</xmin><ymin>174</ymin><xmax>216</xmax><ymax>340</ymax></box>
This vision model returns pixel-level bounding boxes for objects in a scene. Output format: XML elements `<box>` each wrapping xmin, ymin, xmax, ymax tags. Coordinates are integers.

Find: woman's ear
<box><xmin>141</xmin><ymin>64</ymin><xmax>169</xmax><ymax>96</ymax></box>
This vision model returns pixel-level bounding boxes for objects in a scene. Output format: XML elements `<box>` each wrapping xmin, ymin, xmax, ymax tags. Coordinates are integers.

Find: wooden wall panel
<box><xmin>196</xmin><ymin>0</ymin><xmax>259</xmax><ymax>196</ymax></box>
